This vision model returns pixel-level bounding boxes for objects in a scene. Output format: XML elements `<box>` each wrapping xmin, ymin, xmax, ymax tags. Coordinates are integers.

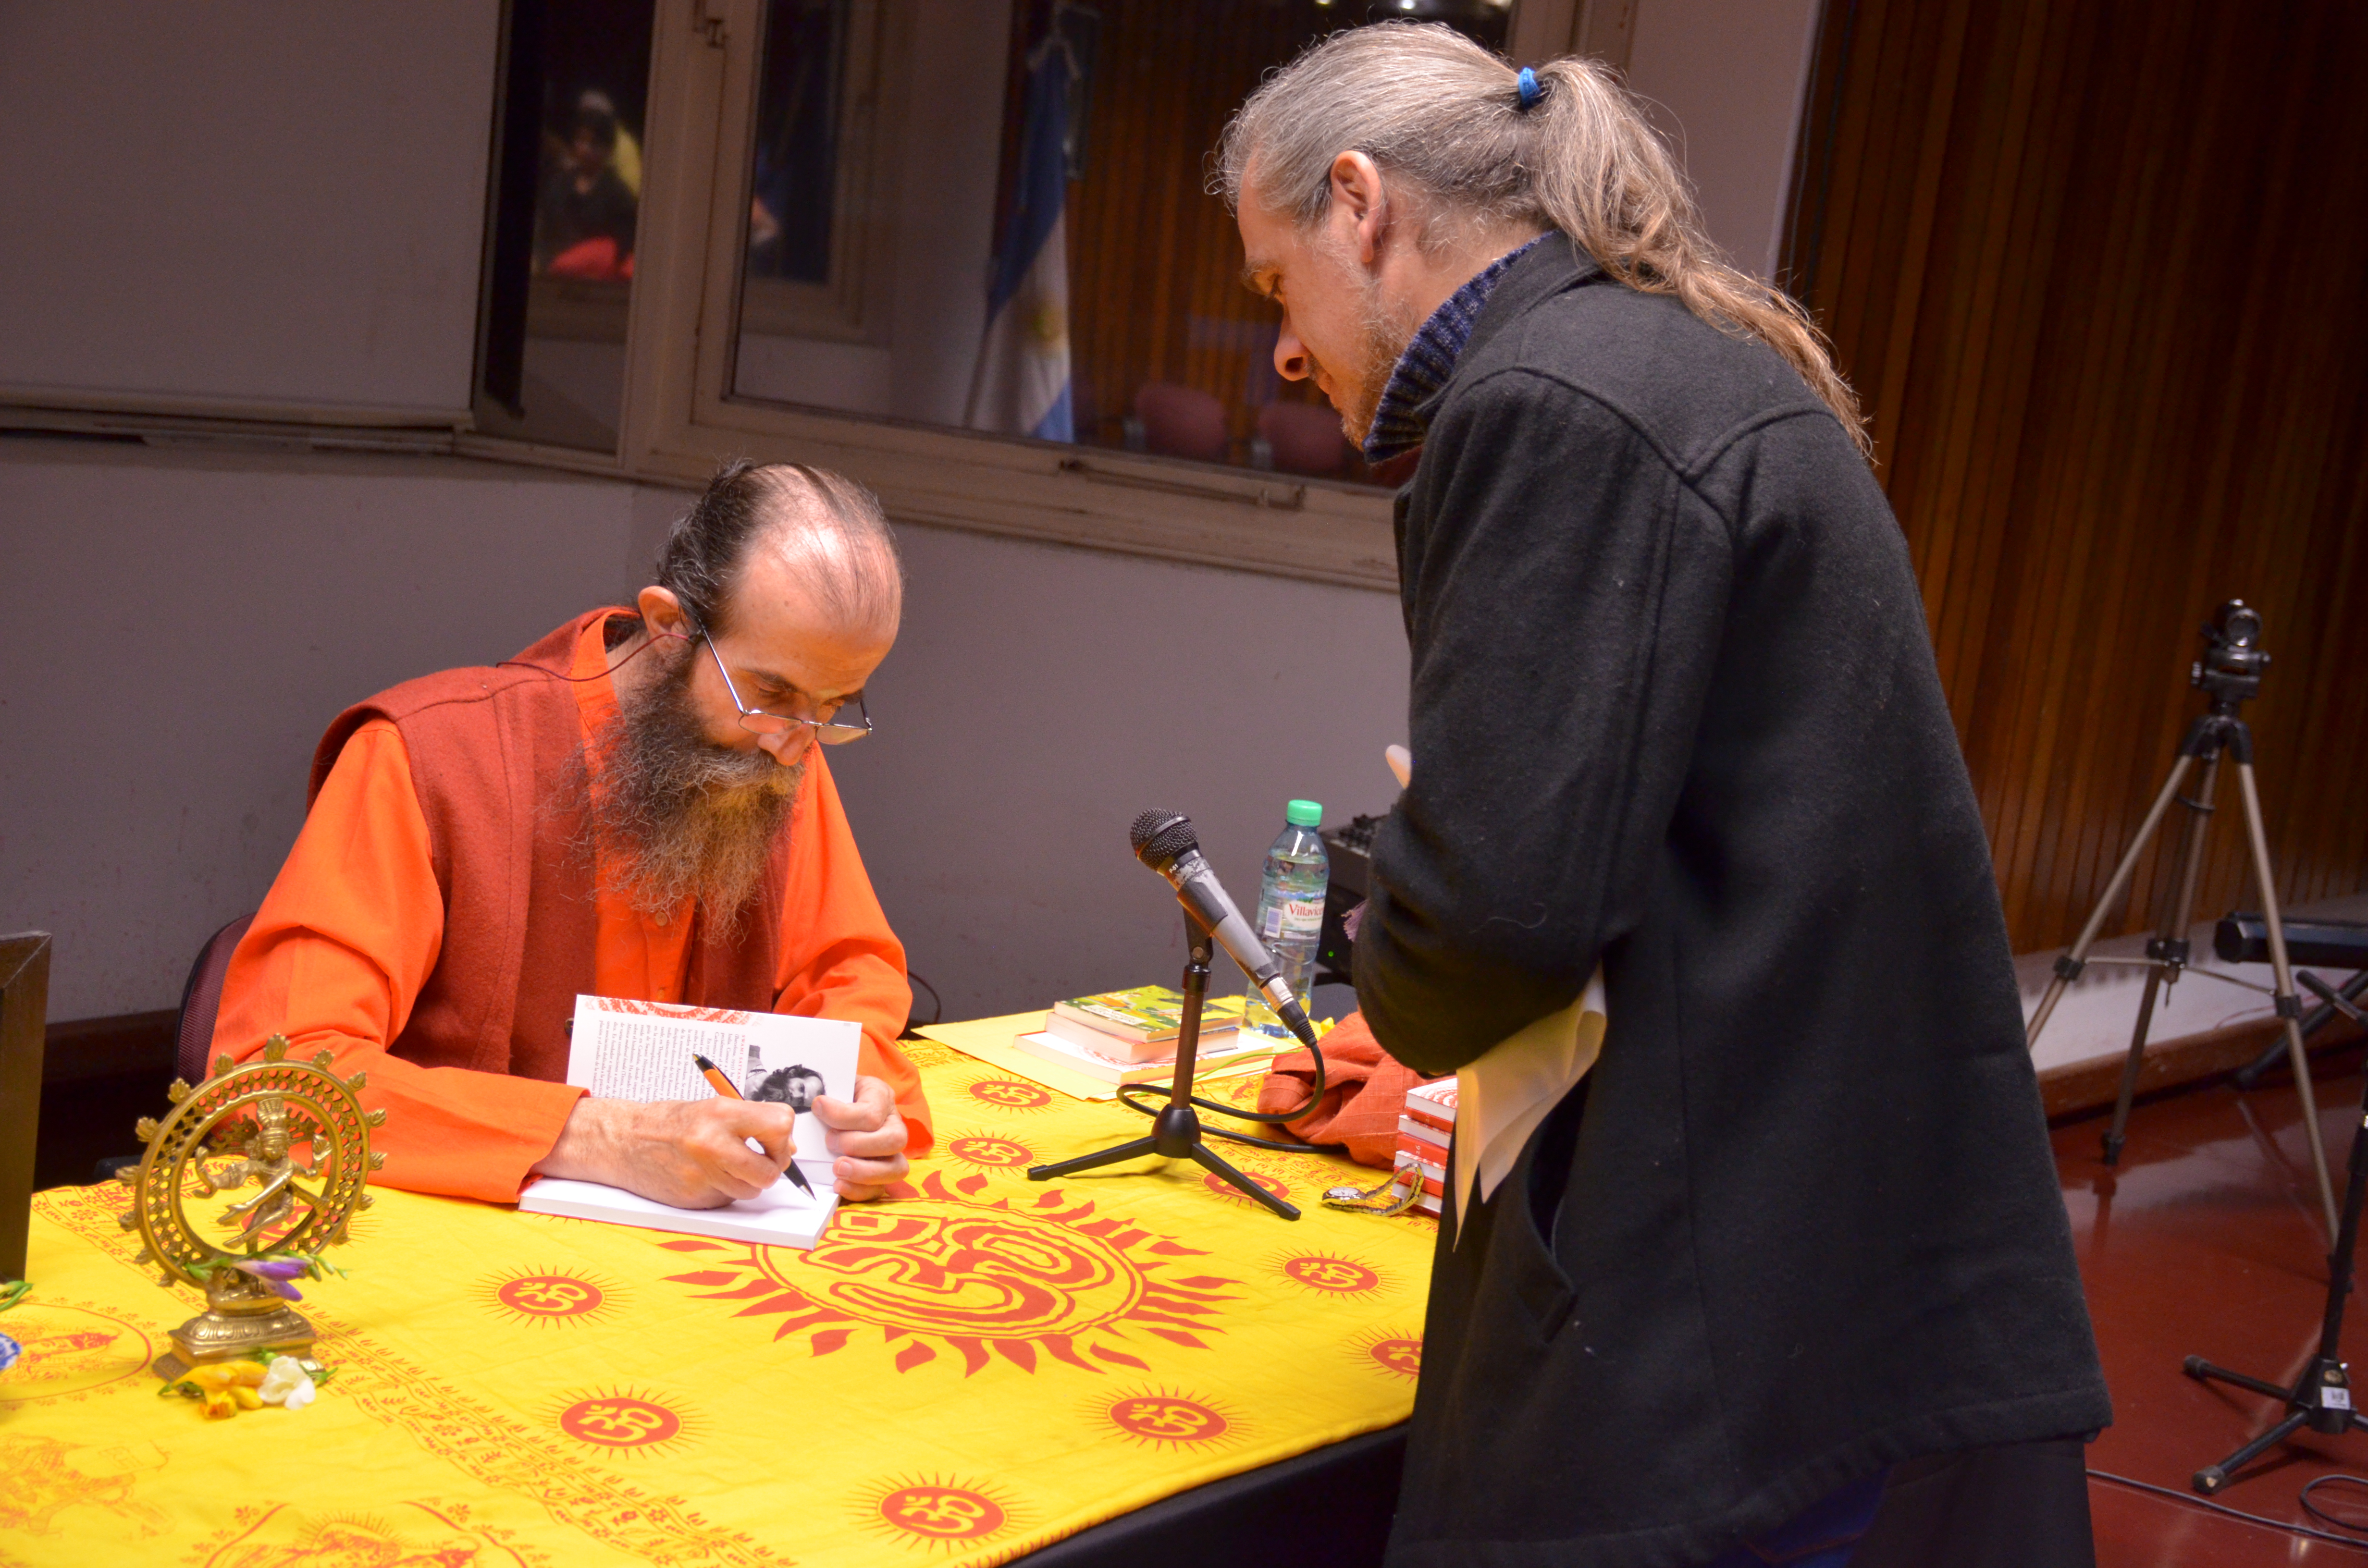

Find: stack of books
<box><xmin>1391</xmin><ymin>1078</ymin><xmax>1457</xmax><ymax>1217</ymax></box>
<box><xmin>1012</xmin><ymin>986</ymin><xmax>1260</xmax><ymax>1087</ymax></box>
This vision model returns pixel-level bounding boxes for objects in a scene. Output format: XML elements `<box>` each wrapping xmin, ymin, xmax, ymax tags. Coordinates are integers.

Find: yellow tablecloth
<box><xmin>0</xmin><ymin>1037</ymin><xmax>1435</xmax><ymax>1567</ymax></box>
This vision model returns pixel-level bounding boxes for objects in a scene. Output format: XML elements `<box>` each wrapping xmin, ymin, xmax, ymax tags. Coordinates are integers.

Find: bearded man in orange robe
<box><xmin>212</xmin><ymin>460</ymin><xmax>930</xmax><ymax>1206</ymax></box>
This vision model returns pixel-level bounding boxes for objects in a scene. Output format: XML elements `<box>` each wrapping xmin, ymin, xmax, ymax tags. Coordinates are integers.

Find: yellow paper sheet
<box><xmin>917</xmin><ymin>1009</ymin><xmax>1279</xmax><ymax>1102</ymax></box>
<box><xmin>0</xmin><ymin>1041</ymin><xmax>1433</xmax><ymax>1568</ymax></box>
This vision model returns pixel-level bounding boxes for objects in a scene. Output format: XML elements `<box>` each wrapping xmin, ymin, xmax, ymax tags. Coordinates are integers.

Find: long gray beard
<box><xmin>571</xmin><ymin>644</ymin><xmax>804</xmax><ymax>934</ymax></box>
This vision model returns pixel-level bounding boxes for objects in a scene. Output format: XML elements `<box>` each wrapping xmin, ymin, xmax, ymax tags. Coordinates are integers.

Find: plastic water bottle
<box><xmin>1240</xmin><ymin>800</ymin><xmax>1329</xmax><ymax>1040</ymax></box>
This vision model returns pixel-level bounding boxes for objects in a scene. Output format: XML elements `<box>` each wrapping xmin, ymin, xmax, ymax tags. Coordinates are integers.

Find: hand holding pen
<box><xmin>694</xmin><ymin>1054</ymin><xmax>817</xmax><ymax>1198</ymax></box>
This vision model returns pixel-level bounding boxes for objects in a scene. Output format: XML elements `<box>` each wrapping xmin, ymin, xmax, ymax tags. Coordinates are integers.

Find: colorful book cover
<box><xmin>1051</xmin><ymin>985</ymin><xmax>1246</xmax><ymax>1045</ymax></box>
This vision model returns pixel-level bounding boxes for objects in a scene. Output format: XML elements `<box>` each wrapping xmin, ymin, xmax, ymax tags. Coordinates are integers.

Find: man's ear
<box><xmin>1329</xmin><ymin>150</ymin><xmax>1390</xmax><ymax>266</ymax></box>
<box><xmin>637</xmin><ymin>584</ymin><xmax>689</xmax><ymax>637</ymax></box>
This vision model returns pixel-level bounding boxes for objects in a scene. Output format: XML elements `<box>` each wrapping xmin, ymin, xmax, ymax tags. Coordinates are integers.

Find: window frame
<box><xmin>568</xmin><ymin>0</ymin><xmax>1400</xmax><ymax>591</ymax></box>
<box><xmin>734</xmin><ymin>0</ymin><xmax>899</xmax><ymax>346</ymax></box>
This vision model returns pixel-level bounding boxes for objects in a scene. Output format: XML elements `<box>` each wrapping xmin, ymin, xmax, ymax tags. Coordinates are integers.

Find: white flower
<box><xmin>256</xmin><ymin>1355</ymin><xmax>316</xmax><ymax>1409</ymax></box>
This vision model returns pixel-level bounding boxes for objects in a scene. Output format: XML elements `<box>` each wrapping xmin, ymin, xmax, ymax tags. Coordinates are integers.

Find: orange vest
<box><xmin>308</xmin><ymin>612</ymin><xmax>785</xmax><ymax>1083</ymax></box>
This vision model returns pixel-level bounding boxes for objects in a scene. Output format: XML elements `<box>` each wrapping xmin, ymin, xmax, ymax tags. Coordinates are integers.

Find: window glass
<box><xmin>726</xmin><ymin>0</ymin><xmax>1512</xmax><ymax>486</ymax></box>
<box><xmin>476</xmin><ymin>0</ymin><xmax>657</xmax><ymax>452</ymax></box>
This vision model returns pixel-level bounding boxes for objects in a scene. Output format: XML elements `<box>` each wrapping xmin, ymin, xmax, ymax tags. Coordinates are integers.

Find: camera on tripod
<box><xmin>2191</xmin><ymin>599</ymin><xmax>2269</xmax><ymax>707</ymax></box>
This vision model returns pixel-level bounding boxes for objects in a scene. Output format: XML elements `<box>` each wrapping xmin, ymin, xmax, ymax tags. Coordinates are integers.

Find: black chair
<box><xmin>174</xmin><ymin>913</ymin><xmax>255</xmax><ymax>1086</ymax></box>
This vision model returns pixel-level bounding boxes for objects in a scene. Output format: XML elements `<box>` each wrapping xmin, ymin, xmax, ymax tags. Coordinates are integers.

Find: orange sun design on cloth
<box><xmin>547</xmin><ymin>1386</ymin><xmax>702</xmax><ymax>1457</ymax></box>
<box><xmin>1203</xmin><ymin>1164</ymin><xmax>1294</xmax><ymax>1209</ymax></box>
<box><xmin>853</xmin><ymin>1472</ymin><xmax>1030</xmax><ymax>1553</ymax></box>
<box><xmin>655</xmin><ymin>1171</ymin><xmax>1240</xmax><ymax>1375</ymax></box>
<box><xmin>961</xmin><ymin>1077</ymin><xmax>1058</xmax><ymax>1114</ymax></box>
<box><xmin>1348</xmin><ymin>1325</ymin><xmax>1425</xmax><ymax>1380</ymax></box>
<box><xmin>944</xmin><ymin>1133</ymin><xmax>1037</xmax><ymax>1170</ymax></box>
<box><xmin>1272</xmin><ymin>1250</ymin><xmax>1389</xmax><ymax>1300</ymax></box>
<box><xmin>475</xmin><ymin>1266</ymin><xmax>625</xmax><ymax>1326</ymax></box>
<box><xmin>1083</xmin><ymin>1384</ymin><xmax>1250</xmax><ymax>1453</ymax></box>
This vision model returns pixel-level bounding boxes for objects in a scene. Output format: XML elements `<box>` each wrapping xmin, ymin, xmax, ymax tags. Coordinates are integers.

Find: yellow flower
<box><xmin>187</xmin><ymin>1360</ymin><xmax>266</xmax><ymax>1393</ymax></box>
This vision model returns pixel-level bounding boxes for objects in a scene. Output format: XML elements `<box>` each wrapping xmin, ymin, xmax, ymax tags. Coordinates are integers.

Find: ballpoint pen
<box><xmin>692</xmin><ymin>1053</ymin><xmax>816</xmax><ymax>1197</ymax></box>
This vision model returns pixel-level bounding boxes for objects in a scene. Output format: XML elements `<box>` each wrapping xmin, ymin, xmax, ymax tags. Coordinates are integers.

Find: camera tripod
<box><xmin>2023</xmin><ymin>602</ymin><xmax>2339</xmax><ymax>1237</ymax></box>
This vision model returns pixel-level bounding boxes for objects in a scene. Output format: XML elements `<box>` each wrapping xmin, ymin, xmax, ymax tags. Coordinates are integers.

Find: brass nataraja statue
<box><xmin>116</xmin><ymin>1035</ymin><xmax>383</xmax><ymax>1380</ymax></box>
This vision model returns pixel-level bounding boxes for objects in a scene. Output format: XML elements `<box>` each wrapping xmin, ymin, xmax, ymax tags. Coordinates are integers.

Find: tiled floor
<box><xmin>2065</xmin><ymin>1052</ymin><xmax>2368</xmax><ymax>1562</ymax></box>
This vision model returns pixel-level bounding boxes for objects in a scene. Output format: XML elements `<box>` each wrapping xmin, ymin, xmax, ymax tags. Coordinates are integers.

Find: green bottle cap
<box><xmin>1285</xmin><ymin>799</ymin><xmax>1323</xmax><ymax>828</ymax></box>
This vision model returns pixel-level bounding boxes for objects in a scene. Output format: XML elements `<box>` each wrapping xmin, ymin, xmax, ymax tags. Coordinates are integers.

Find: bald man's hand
<box><xmin>813</xmin><ymin>1075</ymin><xmax>910</xmax><ymax>1201</ymax></box>
<box><xmin>532</xmin><ymin>1096</ymin><xmax>797</xmax><ymax>1209</ymax></box>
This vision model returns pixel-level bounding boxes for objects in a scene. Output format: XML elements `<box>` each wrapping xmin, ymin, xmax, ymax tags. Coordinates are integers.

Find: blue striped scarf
<box><xmin>1362</xmin><ymin>235</ymin><xmax>1547</xmax><ymax>466</ymax></box>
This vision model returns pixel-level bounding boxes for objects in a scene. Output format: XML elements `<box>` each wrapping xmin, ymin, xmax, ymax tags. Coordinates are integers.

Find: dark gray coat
<box><xmin>1354</xmin><ymin>234</ymin><xmax>2109</xmax><ymax>1568</ymax></box>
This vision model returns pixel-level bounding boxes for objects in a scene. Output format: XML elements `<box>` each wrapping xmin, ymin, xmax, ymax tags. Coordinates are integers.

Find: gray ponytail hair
<box><xmin>1215</xmin><ymin>23</ymin><xmax>1869</xmax><ymax>459</ymax></box>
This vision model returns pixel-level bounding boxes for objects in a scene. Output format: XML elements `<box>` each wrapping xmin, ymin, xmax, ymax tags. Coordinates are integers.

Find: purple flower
<box><xmin>0</xmin><ymin>1332</ymin><xmax>18</xmax><ymax>1373</ymax></box>
<box><xmin>236</xmin><ymin>1258</ymin><xmax>307</xmax><ymax>1279</ymax></box>
<box><xmin>234</xmin><ymin>1258</ymin><xmax>307</xmax><ymax>1300</ymax></box>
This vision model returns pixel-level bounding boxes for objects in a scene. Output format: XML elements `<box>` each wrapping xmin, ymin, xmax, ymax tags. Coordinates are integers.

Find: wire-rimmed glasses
<box><xmin>702</xmin><ymin>633</ymin><xmax>873</xmax><ymax>744</ymax></box>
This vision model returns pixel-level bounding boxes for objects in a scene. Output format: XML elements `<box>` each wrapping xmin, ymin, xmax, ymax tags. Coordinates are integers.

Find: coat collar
<box><xmin>1363</xmin><ymin>235</ymin><xmax>1547</xmax><ymax>464</ymax></box>
<box><xmin>1412</xmin><ymin>231</ymin><xmax>1604</xmax><ymax>429</ymax></box>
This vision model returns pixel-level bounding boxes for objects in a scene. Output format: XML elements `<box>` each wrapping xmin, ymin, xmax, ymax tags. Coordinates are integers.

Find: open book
<box><xmin>515</xmin><ymin>995</ymin><xmax>860</xmax><ymax>1249</ymax></box>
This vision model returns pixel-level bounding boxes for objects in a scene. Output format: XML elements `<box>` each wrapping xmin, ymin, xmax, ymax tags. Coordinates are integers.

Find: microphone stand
<box><xmin>1026</xmin><ymin>911</ymin><xmax>1302</xmax><ymax>1220</ymax></box>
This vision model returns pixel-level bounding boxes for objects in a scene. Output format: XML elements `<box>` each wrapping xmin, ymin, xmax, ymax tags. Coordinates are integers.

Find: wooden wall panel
<box><xmin>1786</xmin><ymin>0</ymin><xmax>2368</xmax><ymax>955</ymax></box>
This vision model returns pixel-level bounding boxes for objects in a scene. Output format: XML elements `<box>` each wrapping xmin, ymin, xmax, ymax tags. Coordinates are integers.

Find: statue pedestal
<box><xmin>152</xmin><ymin>1271</ymin><xmax>315</xmax><ymax>1382</ymax></box>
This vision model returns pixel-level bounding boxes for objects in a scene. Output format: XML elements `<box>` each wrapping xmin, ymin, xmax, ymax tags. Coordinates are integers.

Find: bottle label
<box><xmin>1259</xmin><ymin>897</ymin><xmax>1325</xmax><ymax>943</ymax></box>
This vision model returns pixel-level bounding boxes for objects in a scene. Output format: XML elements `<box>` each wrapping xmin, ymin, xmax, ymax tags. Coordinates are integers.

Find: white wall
<box><xmin>0</xmin><ymin>1</ymin><xmax>499</xmax><ymax>418</ymax></box>
<box><xmin>0</xmin><ymin>438</ymin><xmax>1406</xmax><ymax>1025</ymax></box>
<box><xmin>820</xmin><ymin>521</ymin><xmax>1407</xmax><ymax>1017</ymax></box>
<box><xmin>1625</xmin><ymin>0</ymin><xmax>1825</xmax><ymax>278</ymax></box>
<box><xmin>0</xmin><ymin>441</ymin><xmax>666</xmax><ymax>1019</ymax></box>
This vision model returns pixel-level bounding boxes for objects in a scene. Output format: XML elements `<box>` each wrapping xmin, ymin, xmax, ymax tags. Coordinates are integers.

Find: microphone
<box><xmin>1130</xmin><ymin>809</ymin><xmax>1321</xmax><ymax>1050</ymax></box>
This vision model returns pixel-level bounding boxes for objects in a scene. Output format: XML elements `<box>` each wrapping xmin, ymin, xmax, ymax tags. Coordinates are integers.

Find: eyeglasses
<box><xmin>702</xmin><ymin>634</ymin><xmax>873</xmax><ymax>744</ymax></box>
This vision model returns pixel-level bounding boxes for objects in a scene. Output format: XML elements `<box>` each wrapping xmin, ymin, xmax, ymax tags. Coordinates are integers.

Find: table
<box><xmin>0</xmin><ymin>1035</ymin><xmax>1435</xmax><ymax>1566</ymax></box>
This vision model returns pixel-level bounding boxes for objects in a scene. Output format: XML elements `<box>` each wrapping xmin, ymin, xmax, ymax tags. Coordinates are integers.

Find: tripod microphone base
<box><xmin>1027</xmin><ymin>1105</ymin><xmax>1302</xmax><ymax>1220</ymax></box>
<box><xmin>2182</xmin><ymin>1353</ymin><xmax>2357</xmax><ymax>1494</ymax></box>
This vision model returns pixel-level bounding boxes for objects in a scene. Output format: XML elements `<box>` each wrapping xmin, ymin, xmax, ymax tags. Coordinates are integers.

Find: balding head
<box><xmin>654</xmin><ymin>459</ymin><xmax>903</xmax><ymax>638</ymax></box>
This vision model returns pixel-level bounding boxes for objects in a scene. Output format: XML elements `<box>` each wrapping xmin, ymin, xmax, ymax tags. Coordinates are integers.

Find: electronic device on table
<box><xmin>1314</xmin><ymin>813</ymin><xmax>1380</xmax><ymax>988</ymax></box>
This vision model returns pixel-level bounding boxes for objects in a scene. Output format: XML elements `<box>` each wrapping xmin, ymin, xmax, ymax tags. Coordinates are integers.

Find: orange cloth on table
<box><xmin>213</xmin><ymin>613</ymin><xmax>929</xmax><ymax>1204</ymax></box>
<box><xmin>1256</xmin><ymin>1010</ymin><xmax>1426</xmax><ymax>1169</ymax></box>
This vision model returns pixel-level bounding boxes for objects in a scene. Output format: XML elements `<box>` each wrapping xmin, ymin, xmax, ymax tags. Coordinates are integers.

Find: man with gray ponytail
<box><xmin>1222</xmin><ymin>24</ymin><xmax>2105</xmax><ymax>1568</ymax></box>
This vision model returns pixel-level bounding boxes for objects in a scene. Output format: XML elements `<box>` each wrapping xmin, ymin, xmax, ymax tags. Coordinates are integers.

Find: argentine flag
<box><xmin>964</xmin><ymin>28</ymin><xmax>1078</xmax><ymax>443</ymax></box>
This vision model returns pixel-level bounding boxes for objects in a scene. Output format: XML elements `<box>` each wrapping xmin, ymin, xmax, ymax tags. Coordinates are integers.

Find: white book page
<box><xmin>565</xmin><ymin>996</ymin><xmax>862</xmax><ymax>1182</ymax></box>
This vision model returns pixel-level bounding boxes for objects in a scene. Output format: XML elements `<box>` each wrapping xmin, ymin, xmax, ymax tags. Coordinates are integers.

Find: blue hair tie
<box><xmin>1516</xmin><ymin>67</ymin><xmax>1543</xmax><ymax>110</ymax></box>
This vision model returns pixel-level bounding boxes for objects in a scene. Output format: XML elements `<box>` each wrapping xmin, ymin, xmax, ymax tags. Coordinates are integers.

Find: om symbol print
<box><xmin>880</xmin><ymin>1485</ymin><xmax>1006</xmax><ymax>1539</ymax></box>
<box><xmin>1116</xmin><ymin>1397</ymin><xmax>1224</xmax><ymax>1442</ymax></box>
<box><xmin>559</xmin><ymin>1396</ymin><xmax>680</xmax><ymax>1447</ymax></box>
<box><xmin>495</xmin><ymin>1274</ymin><xmax>605</xmax><ymax>1318</ymax></box>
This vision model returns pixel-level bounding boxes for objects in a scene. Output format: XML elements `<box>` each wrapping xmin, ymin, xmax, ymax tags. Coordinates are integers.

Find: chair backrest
<box><xmin>1133</xmin><ymin>381</ymin><xmax>1230</xmax><ymax>464</ymax></box>
<box><xmin>176</xmin><ymin>914</ymin><xmax>255</xmax><ymax>1085</ymax></box>
<box><xmin>1256</xmin><ymin>399</ymin><xmax>1352</xmax><ymax>478</ymax></box>
<box><xmin>0</xmin><ymin>931</ymin><xmax>53</xmax><ymax>1279</ymax></box>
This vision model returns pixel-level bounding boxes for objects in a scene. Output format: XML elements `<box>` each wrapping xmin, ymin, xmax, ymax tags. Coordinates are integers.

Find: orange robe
<box><xmin>213</xmin><ymin>614</ymin><xmax>929</xmax><ymax>1202</ymax></box>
